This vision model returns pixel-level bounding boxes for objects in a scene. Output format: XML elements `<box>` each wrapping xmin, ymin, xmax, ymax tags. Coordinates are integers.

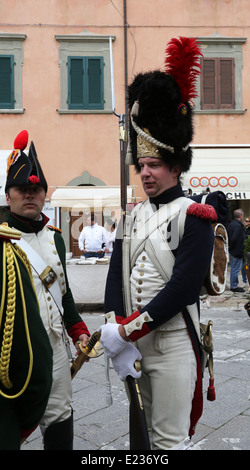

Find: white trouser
<box><xmin>137</xmin><ymin>327</ymin><xmax>197</xmax><ymax>450</ymax></box>
<box><xmin>40</xmin><ymin>333</ymin><xmax>72</xmax><ymax>429</ymax></box>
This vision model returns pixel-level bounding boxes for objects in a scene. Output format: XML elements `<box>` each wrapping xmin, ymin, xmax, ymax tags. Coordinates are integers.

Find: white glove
<box><xmin>111</xmin><ymin>342</ymin><xmax>142</xmax><ymax>381</ymax></box>
<box><xmin>99</xmin><ymin>323</ymin><xmax>127</xmax><ymax>358</ymax></box>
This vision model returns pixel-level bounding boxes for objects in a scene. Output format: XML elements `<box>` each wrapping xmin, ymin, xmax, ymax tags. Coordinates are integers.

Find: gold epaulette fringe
<box><xmin>0</xmin><ymin>223</ymin><xmax>21</xmax><ymax>240</ymax></box>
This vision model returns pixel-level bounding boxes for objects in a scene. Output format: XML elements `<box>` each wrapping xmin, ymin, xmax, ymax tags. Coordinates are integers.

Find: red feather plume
<box><xmin>14</xmin><ymin>130</ymin><xmax>29</xmax><ymax>150</ymax></box>
<box><xmin>164</xmin><ymin>37</ymin><xmax>203</xmax><ymax>103</ymax></box>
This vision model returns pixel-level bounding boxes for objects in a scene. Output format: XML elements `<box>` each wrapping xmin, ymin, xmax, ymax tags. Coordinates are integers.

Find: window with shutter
<box><xmin>68</xmin><ymin>56</ymin><xmax>104</xmax><ymax>110</ymax></box>
<box><xmin>201</xmin><ymin>57</ymin><xmax>234</xmax><ymax>110</ymax></box>
<box><xmin>0</xmin><ymin>55</ymin><xmax>14</xmax><ymax>109</ymax></box>
<box><xmin>219</xmin><ymin>59</ymin><xmax>234</xmax><ymax>109</ymax></box>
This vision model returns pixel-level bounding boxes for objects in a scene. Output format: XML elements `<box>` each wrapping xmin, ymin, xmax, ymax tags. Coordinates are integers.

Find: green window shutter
<box><xmin>68</xmin><ymin>57</ymin><xmax>84</xmax><ymax>109</ymax></box>
<box><xmin>0</xmin><ymin>55</ymin><xmax>14</xmax><ymax>109</ymax></box>
<box><xmin>86</xmin><ymin>57</ymin><xmax>104</xmax><ymax>109</ymax></box>
<box><xmin>68</xmin><ymin>56</ymin><xmax>104</xmax><ymax>110</ymax></box>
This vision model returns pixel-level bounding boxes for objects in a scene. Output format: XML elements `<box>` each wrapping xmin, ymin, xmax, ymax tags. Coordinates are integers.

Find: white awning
<box><xmin>183</xmin><ymin>145</ymin><xmax>250</xmax><ymax>200</ymax></box>
<box><xmin>50</xmin><ymin>186</ymin><xmax>137</xmax><ymax>209</ymax></box>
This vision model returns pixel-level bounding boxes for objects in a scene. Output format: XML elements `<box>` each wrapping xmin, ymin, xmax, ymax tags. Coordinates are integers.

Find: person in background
<box><xmin>78</xmin><ymin>213</ymin><xmax>107</xmax><ymax>258</ymax></box>
<box><xmin>244</xmin><ymin>216</ymin><xmax>250</xmax><ymax>236</ymax></box>
<box><xmin>227</xmin><ymin>209</ymin><xmax>247</xmax><ymax>292</ymax></box>
<box><xmin>104</xmin><ymin>218</ymin><xmax>117</xmax><ymax>257</ymax></box>
<box><xmin>4</xmin><ymin>130</ymin><xmax>90</xmax><ymax>450</ymax></box>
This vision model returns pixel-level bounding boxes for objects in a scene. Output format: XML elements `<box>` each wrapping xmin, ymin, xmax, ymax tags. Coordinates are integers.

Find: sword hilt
<box><xmin>71</xmin><ymin>331</ymin><xmax>102</xmax><ymax>379</ymax></box>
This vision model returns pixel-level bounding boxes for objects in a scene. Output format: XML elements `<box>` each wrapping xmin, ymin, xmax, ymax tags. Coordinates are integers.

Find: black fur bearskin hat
<box><xmin>126</xmin><ymin>37</ymin><xmax>203</xmax><ymax>174</ymax></box>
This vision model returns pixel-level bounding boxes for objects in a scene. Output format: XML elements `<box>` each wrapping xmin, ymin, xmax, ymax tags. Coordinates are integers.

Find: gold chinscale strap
<box><xmin>0</xmin><ymin>232</ymin><xmax>35</xmax><ymax>399</ymax></box>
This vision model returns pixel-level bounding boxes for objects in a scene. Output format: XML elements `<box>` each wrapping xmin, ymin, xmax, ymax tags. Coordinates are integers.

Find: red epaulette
<box><xmin>47</xmin><ymin>225</ymin><xmax>62</xmax><ymax>233</ymax></box>
<box><xmin>187</xmin><ymin>203</ymin><xmax>217</xmax><ymax>222</ymax></box>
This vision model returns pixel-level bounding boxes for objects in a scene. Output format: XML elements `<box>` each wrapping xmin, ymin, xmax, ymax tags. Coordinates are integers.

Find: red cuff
<box><xmin>68</xmin><ymin>321</ymin><xmax>90</xmax><ymax>344</ymax></box>
<box><xmin>113</xmin><ymin>315</ymin><xmax>124</xmax><ymax>325</ymax></box>
<box><xmin>121</xmin><ymin>310</ymin><xmax>151</xmax><ymax>342</ymax></box>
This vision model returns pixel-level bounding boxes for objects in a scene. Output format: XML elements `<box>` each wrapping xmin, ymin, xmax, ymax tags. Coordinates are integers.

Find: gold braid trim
<box><xmin>0</xmin><ymin>241</ymin><xmax>34</xmax><ymax>399</ymax></box>
<box><xmin>0</xmin><ymin>242</ymin><xmax>15</xmax><ymax>389</ymax></box>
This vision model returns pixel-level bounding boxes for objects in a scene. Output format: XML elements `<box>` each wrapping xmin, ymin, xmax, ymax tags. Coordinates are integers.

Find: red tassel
<box><xmin>28</xmin><ymin>175</ymin><xmax>40</xmax><ymax>184</ymax></box>
<box><xmin>207</xmin><ymin>377</ymin><xmax>216</xmax><ymax>401</ymax></box>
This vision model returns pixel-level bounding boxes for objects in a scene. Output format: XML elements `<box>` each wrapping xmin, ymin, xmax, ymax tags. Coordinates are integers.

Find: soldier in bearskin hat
<box><xmin>99</xmin><ymin>37</ymin><xmax>219</xmax><ymax>449</ymax></box>
<box><xmin>3</xmin><ymin>131</ymin><xmax>91</xmax><ymax>449</ymax></box>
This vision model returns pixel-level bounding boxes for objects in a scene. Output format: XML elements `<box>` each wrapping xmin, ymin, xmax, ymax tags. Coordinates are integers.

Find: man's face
<box><xmin>6</xmin><ymin>185</ymin><xmax>46</xmax><ymax>221</ymax></box>
<box><xmin>138</xmin><ymin>157</ymin><xmax>179</xmax><ymax>198</ymax></box>
<box><xmin>86</xmin><ymin>215</ymin><xmax>95</xmax><ymax>226</ymax></box>
<box><xmin>245</xmin><ymin>218</ymin><xmax>250</xmax><ymax>227</ymax></box>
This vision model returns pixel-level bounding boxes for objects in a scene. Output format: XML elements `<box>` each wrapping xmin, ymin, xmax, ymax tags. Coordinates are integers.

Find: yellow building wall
<box><xmin>0</xmin><ymin>0</ymin><xmax>250</xmax><ymax>205</ymax></box>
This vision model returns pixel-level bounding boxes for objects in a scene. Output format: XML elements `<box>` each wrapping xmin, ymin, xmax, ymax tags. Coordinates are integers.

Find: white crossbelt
<box><xmin>14</xmin><ymin>237</ymin><xmax>63</xmax><ymax>314</ymax></box>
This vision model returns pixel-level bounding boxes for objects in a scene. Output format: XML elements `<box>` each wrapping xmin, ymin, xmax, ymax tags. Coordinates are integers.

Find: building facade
<box><xmin>0</xmin><ymin>0</ymin><xmax>250</xmax><ymax>252</ymax></box>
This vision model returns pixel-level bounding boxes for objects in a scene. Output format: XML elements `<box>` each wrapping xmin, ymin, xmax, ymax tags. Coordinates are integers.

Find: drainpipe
<box><xmin>123</xmin><ymin>0</ymin><xmax>129</xmax><ymax>196</ymax></box>
<box><xmin>123</xmin><ymin>0</ymin><xmax>128</xmax><ymax>122</ymax></box>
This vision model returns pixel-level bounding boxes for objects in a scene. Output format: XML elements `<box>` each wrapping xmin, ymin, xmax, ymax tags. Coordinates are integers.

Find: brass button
<box><xmin>138</xmin><ymin>280</ymin><xmax>143</xmax><ymax>285</ymax></box>
<box><xmin>57</xmin><ymin>261</ymin><xmax>61</xmax><ymax>266</ymax></box>
<box><xmin>142</xmin><ymin>256</ymin><xmax>146</xmax><ymax>261</ymax></box>
<box><xmin>137</xmin><ymin>297</ymin><xmax>141</xmax><ymax>302</ymax></box>
<box><xmin>140</xmin><ymin>272</ymin><xmax>144</xmax><ymax>277</ymax></box>
<box><xmin>140</xmin><ymin>263</ymin><xmax>144</xmax><ymax>268</ymax></box>
<box><xmin>136</xmin><ymin>322</ymin><xmax>140</xmax><ymax>327</ymax></box>
<box><xmin>137</xmin><ymin>288</ymin><xmax>142</xmax><ymax>293</ymax></box>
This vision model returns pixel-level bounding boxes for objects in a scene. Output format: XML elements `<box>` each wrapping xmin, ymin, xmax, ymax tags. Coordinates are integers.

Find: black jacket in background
<box><xmin>227</xmin><ymin>218</ymin><xmax>246</xmax><ymax>258</ymax></box>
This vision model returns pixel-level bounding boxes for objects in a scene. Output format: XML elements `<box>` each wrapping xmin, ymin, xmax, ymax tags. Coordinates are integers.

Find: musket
<box><xmin>109</xmin><ymin>40</ymin><xmax>150</xmax><ymax>448</ymax></box>
<box><xmin>126</xmin><ymin>361</ymin><xmax>151</xmax><ymax>450</ymax></box>
<box><xmin>70</xmin><ymin>331</ymin><xmax>102</xmax><ymax>379</ymax></box>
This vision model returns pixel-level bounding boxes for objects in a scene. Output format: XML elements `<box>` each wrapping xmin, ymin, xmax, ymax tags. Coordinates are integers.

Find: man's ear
<box><xmin>172</xmin><ymin>165</ymin><xmax>181</xmax><ymax>178</ymax></box>
<box><xmin>5</xmin><ymin>193</ymin><xmax>10</xmax><ymax>206</ymax></box>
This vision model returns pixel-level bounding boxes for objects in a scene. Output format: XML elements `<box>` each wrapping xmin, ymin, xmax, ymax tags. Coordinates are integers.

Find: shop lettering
<box><xmin>226</xmin><ymin>192</ymin><xmax>247</xmax><ymax>200</ymax></box>
<box><xmin>190</xmin><ymin>176</ymin><xmax>238</xmax><ymax>188</ymax></box>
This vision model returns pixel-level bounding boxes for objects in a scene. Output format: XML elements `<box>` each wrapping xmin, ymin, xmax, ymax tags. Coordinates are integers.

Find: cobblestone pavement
<box><xmin>22</xmin><ymin>272</ymin><xmax>250</xmax><ymax>452</ymax></box>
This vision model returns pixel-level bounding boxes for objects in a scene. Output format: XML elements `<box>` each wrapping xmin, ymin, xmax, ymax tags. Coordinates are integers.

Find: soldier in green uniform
<box><xmin>3</xmin><ymin>130</ymin><xmax>91</xmax><ymax>449</ymax></box>
<box><xmin>0</xmin><ymin>224</ymin><xmax>53</xmax><ymax>450</ymax></box>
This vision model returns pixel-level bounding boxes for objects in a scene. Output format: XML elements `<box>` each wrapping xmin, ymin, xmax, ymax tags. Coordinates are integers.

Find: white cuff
<box><xmin>123</xmin><ymin>311</ymin><xmax>153</xmax><ymax>337</ymax></box>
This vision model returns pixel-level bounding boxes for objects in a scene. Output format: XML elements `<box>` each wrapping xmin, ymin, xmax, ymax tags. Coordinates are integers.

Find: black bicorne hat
<box><xmin>5</xmin><ymin>130</ymin><xmax>48</xmax><ymax>192</ymax></box>
<box><xmin>126</xmin><ymin>37</ymin><xmax>203</xmax><ymax>174</ymax></box>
